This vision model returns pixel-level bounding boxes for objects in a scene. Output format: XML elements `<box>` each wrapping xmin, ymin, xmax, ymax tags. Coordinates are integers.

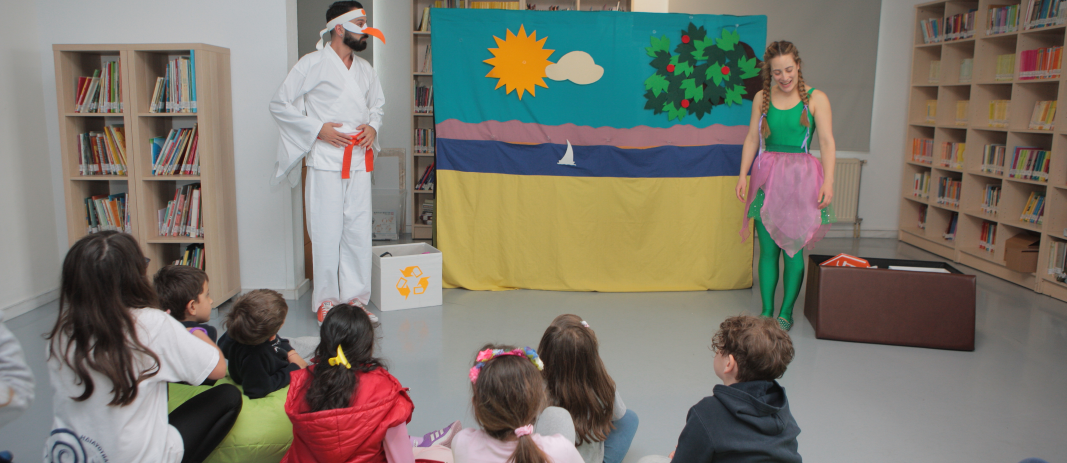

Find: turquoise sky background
<box><xmin>431</xmin><ymin>9</ymin><xmax>766</xmax><ymax>129</ymax></box>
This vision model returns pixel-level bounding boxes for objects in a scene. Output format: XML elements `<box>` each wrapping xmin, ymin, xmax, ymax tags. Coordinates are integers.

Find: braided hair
<box><xmin>760</xmin><ymin>40</ymin><xmax>811</xmax><ymax>139</ymax></box>
<box><xmin>305</xmin><ymin>304</ymin><xmax>384</xmax><ymax>412</ymax></box>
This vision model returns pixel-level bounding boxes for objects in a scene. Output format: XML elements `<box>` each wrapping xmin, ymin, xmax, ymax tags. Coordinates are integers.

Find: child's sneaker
<box><xmin>410</xmin><ymin>421</ymin><xmax>462</xmax><ymax>448</ymax></box>
<box><xmin>316</xmin><ymin>301</ymin><xmax>334</xmax><ymax>327</ymax></box>
<box><xmin>347</xmin><ymin>298</ymin><xmax>379</xmax><ymax>323</ymax></box>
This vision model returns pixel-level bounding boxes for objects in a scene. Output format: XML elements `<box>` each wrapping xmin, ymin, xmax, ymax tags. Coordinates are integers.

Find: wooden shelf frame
<box><xmin>53</xmin><ymin>43</ymin><xmax>240</xmax><ymax>307</ymax></box>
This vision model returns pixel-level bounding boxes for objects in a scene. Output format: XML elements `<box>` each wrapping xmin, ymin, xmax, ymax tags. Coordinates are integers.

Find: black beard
<box><xmin>343</xmin><ymin>32</ymin><xmax>368</xmax><ymax>51</ymax></box>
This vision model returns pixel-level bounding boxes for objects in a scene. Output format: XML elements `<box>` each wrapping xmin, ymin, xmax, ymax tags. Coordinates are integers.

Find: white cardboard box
<box><xmin>371</xmin><ymin>243</ymin><xmax>442</xmax><ymax>311</ymax></box>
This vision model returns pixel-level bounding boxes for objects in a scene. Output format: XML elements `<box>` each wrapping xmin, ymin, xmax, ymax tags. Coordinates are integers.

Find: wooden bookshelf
<box><xmin>53</xmin><ymin>43</ymin><xmax>240</xmax><ymax>308</ymax></box>
<box><xmin>901</xmin><ymin>1</ymin><xmax>1067</xmax><ymax>303</ymax></box>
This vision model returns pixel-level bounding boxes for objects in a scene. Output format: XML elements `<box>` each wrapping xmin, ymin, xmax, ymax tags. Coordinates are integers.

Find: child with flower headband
<box><xmin>452</xmin><ymin>344</ymin><xmax>583</xmax><ymax>463</ymax></box>
<box><xmin>282</xmin><ymin>304</ymin><xmax>460</xmax><ymax>463</ymax></box>
<box><xmin>535</xmin><ymin>315</ymin><xmax>637</xmax><ymax>463</ymax></box>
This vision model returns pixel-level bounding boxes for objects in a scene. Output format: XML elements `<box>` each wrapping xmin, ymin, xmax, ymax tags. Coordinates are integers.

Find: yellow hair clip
<box><xmin>328</xmin><ymin>345</ymin><xmax>351</xmax><ymax>369</ymax></box>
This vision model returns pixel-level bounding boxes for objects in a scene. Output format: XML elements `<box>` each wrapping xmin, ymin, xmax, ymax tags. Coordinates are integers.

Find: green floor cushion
<box><xmin>168</xmin><ymin>377</ymin><xmax>293</xmax><ymax>463</ymax></box>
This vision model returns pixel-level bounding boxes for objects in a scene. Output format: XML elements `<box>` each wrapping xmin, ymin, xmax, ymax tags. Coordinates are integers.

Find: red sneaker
<box><xmin>316</xmin><ymin>301</ymin><xmax>335</xmax><ymax>327</ymax></box>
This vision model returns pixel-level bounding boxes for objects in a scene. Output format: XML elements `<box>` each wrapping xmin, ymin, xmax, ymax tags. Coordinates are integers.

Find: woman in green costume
<box><xmin>735</xmin><ymin>41</ymin><xmax>836</xmax><ymax>331</ymax></box>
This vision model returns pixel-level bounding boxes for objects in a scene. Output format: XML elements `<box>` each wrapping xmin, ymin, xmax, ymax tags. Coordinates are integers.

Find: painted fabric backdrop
<box><xmin>432</xmin><ymin>9</ymin><xmax>765</xmax><ymax>291</ymax></box>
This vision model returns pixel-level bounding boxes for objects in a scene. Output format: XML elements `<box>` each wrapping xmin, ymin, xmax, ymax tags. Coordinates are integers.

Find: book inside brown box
<box><xmin>804</xmin><ymin>254</ymin><xmax>976</xmax><ymax>351</ymax></box>
<box><xmin>1004</xmin><ymin>233</ymin><xmax>1040</xmax><ymax>273</ymax></box>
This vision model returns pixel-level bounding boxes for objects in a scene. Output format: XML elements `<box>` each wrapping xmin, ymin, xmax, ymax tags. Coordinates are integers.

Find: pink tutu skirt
<box><xmin>740</xmin><ymin>151</ymin><xmax>833</xmax><ymax>257</ymax></box>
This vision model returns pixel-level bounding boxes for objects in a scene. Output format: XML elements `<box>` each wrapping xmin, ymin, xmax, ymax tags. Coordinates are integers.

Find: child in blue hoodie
<box><xmin>638</xmin><ymin>315</ymin><xmax>801</xmax><ymax>463</ymax></box>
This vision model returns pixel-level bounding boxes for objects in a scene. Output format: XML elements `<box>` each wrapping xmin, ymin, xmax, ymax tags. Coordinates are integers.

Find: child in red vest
<box><xmin>282</xmin><ymin>303</ymin><xmax>457</xmax><ymax>463</ymax></box>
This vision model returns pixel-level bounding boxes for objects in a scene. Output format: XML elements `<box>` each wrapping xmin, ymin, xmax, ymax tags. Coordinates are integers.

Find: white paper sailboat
<box><xmin>558</xmin><ymin>140</ymin><xmax>576</xmax><ymax>166</ymax></box>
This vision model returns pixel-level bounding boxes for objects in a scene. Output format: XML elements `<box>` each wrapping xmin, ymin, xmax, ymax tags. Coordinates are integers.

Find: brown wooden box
<box><xmin>804</xmin><ymin>254</ymin><xmax>976</xmax><ymax>351</ymax></box>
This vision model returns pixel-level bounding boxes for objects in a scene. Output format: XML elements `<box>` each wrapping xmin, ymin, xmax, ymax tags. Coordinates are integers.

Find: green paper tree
<box><xmin>643</xmin><ymin>23</ymin><xmax>763</xmax><ymax>122</ymax></box>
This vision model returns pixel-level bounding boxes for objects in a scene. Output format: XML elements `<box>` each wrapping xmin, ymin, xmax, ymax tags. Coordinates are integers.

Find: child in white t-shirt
<box><xmin>43</xmin><ymin>232</ymin><xmax>242</xmax><ymax>463</ymax></box>
<box><xmin>452</xmin><ymin>344</ymin><xmax>583</xmax><ymax>463</ymax></box>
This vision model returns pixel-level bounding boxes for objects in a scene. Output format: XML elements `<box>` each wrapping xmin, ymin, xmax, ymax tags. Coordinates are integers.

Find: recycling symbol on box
<box><xmin>396</xmin><ymin>266</ymin><xmax>430</xmax><ymax>299</ymax></box>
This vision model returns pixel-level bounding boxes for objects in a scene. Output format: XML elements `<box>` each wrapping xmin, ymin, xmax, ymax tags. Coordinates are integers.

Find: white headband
<box><xmin>317</xmin><ymin>9</ymin><xmax>385</xmax><ymax>50</ymax></box>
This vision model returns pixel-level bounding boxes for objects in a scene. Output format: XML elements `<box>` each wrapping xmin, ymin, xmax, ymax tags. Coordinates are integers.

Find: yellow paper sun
<box><xmin>484</xmin><ymin>25</ymin><xmax>555</xmax><ymax>100</ymax></box>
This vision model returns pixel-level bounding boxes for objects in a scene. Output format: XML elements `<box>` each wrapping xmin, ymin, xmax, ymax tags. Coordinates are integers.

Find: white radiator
<box><xmin>831</xmin><ymin>158</ymin><xmax>866</xmax><ymax>237</ymax></box>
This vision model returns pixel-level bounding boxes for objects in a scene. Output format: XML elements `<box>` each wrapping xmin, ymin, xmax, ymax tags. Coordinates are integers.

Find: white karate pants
<box><xmin>305</xmin><ymin>167</ymin><xmax>372</xmax><ymax>312</ymax></box>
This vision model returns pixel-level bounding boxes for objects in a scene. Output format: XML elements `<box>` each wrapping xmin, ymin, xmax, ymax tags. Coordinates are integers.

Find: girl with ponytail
<box><xmin>735</xmin><ymin>40</ymin><xmax>837</xmax><ymax>331</ymax></box>
<box><xmin>452</xmin><ymin>345</ymin><xmax>583</xmax><ymax>463</ymax></box>
<box><xmin>283</xmin><ymin>304</ymin><xmax>459</xmax><ymax>463</ymax></box>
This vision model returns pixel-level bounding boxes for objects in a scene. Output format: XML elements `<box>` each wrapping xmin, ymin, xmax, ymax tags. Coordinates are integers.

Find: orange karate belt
<box><xmin>341</xmin><ymin>133</ymin><xmax>373</xmax><ymax>178</ymax></box>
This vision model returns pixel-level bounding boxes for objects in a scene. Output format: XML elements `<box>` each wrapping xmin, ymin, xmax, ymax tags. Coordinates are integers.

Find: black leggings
<box><xmin>169</xmin><ymin>384</ymin><xmax>243</xmax><ymax>463</ymax></box>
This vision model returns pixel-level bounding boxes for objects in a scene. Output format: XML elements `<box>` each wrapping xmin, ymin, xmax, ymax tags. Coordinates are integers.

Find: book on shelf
<box><xmin>414</xmin><ymin>128</ymin><xmax>435</xmax><ymax>154</ymax></box>
<box><xmin>421</xmin><ymin>45</ymin><xmax>432</xmax><ymax>73</ymax></box>
<box><xmin>979</xmin><ymin>221</ymin><xmax>997</xmax><ymax>252</ymax></box>
<box><xmin>85</xmin><ymin>193</ymin><xmax>130</xmax><ymax>234</ymax></box>
<box><xmin>172</xmin><ymin>244</ymin><xmax>205</xmax><ymax>270</ymax></box>
<box><xmin>914</xmin><ymin>171</ymin><xmax>931</xmax><ymax>198</ymax></box>
<box><xmin>913</xmin><ymin>138</ymin><xmax>934</xmax><ymax>164</ymax></box>
<box><xmin>418</xmin><ymin>7</ymin><xmax>431</xmax><ymax>31</ymax></box>
<box><xmin>151</xmin><ymin>124</ymin><xmax>200</xmax><ymax>175</ymax></box>
<box><xmin>944</xmin><ymin>9</ymin><xmax>976</xmax><ymax>41</ymax></box>
<box><xmin>1020</xmin><ymin>192</ymin><xmax>1046</xmax><ymax>224</ymax></box>
<box><xmin>938</xmin><ymin>141</ymin><xmax>965</xmax><ymax>169</ymax></box>
<box><xmin>78</xmin><ymin>126</ymin><xmax>127</xmax><ymax>176</ymax></box>
<box><xmin>918</xmin><ymin>205</ymin><xmax>928</xmax><ymax>229</ymax></box>
<box><xmin>74</xmin><ymin>60</ymin><xmax>122</xmax><ymax>113</ymax></box>
<box><xmin>996</xmin><ymin>54</ymin><xmax>1016</xmax><ymax>81</ymax></box>
<box><xmin>920</xmin><ymin>18</ymin><xmax>941</xmax><ymax>44</ymax></box>
<box><xmin>944</xmin><ymin>212</ymin><xmax>959</xmax><ymax>240</ymax></box>
<box><xmin>1008</xmin><ymin>147</ymin><xmax>1051</xmax><ymax>182</ymax></box>
<box><xmin>1018</xmin><ymin>47</ymin><xmax>1062</xmax><ymax>80</ymax></box>
<box><xmin>414</xmin><ymin>84</ymin><xmax>434</xmax><ymax>114</ymax></box>
<box><xmin>988</xmin><ymin>4</ymin><xmax>1021</xmax><ymax>35</ymax></box>
<box><xmin>1048</xmin><ymin>240</ymin><xmax>1067</xmax><ymax>280</ymax></box>
<box><xmin>959</xmin><ymin>58</ymin><xmax>973</xmax><ymax>83</ymax></box>
<box><xmin>989</xmin><ymin>100</ymin><xmax>1010</xmax><ymax>127</ymax></box>
<box><xmin>936</xmin><ymin>177</ymin><xmax>962</xmax><ymax>208</ymax></box>
<box><xmin>955</xmin><ymin>100</ymin><xmax>969</xmax><ymax>126</ymax></box>
<box><xmin>419</xmin><ymin>199</ymin><xmax>435</xmax><ymax>226</ymax></box>
<box><xmin>929</xmin><ymin>60</ymin><xmax>941</xmax><ymax>83</ymax></box>
<box><xmin>982</xmin><ymin>185</ymin><xmax>1002</xmax><ymax>214</ymax></box>
<box><xmin>1028</xmin><ymin>101</ymin><xmax>1056</xmax><ymax>130</ymax></box>
<box><xmin>416</xmin><ymin>161</ymin><xmax>436</xmax><ymax>191</ymax></box>
<box><xmin>925</xmin><ymin>100</ymin><xmax>937</xmax><ymax>123</ymax></box>
<box><xmin>433</xmin><ymin>0</ymin><xmax>466</xmax><ymax>7</ymax></box>
<box><xmin>1022</xmin><ymin>0</ymin><xmax>1067</xmax><ymax>30</ymax></box>
<box><xmin>157</xmin><ymin>183</ymin><xmax>203</xmax><ymax>238</ymax></box>
<box><xmin>981</xmin><ymin>144</ymin><xmax>1007</xmax><ymax>174</ymax></box>
<box><xmin>468</xmin><ymin>1</ymin><xmax>521</xmax><ymax>9</ymax></box>
<box><xmin>149</xmin><ymin>53</ymin><xmax>197</xmax><ymax>113</ymax></box>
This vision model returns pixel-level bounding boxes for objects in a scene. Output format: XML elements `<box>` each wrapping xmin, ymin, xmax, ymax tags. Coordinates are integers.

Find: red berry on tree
<box><xmin>681</xmin><ymin>99</ymin><xmax>690</xmax><ymax>108</ymax></box>
<box><xmin>667</xmin><ymin>64</ymin><xmax>675</xmax><ymax>73</ymax></box>
<box><xmin>682</xmin><ymin>35</ymin><xmax>690</xmax><ymax>44</ymax></box>
<box><xmin>722</xmin><ymin>66</ymin><xmax>731</xmax><ymax>75</ymax></box>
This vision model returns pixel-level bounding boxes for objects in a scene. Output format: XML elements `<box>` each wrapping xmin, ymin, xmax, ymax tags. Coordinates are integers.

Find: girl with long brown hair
<box><xmin>452</xmin><ymin>344</ymin><xmax>582</xmax><ymax>463</ymax></box>
<box><xmin>735</xmin><ymin>40</ymin><xmax>837</xmax><ymax>331</ymax></box>
<box><xmin>44</xmin><ymin>231</ymin><xmax>239</xmax><ymax>463</ymax></box>
<box><xmin>535</xmin><ymin>315</ymin><xmax>637</xmax><ymax>463</ymax></box>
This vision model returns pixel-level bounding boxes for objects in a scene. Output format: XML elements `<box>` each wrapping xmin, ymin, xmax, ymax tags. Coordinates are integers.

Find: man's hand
<box><xmin>356</xmin><ymin>124</ymin><xmax>377</xmax><ymax>149</ymax></box>
<box><xmin>288</xmin><ymin>350</ymin><xmax>309</xmax><ymax>369</ymax></box>
<box><xmin>319</xmin><ymin>122</ymin><xmax>353</xmax><ymax>148</ymax></box>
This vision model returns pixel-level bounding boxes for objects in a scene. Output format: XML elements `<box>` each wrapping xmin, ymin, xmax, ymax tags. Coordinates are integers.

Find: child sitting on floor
<box><xmin>637</xmin><ymin>315</ymin><xmax>801</xmax><ymax>463</ymax></box>
<box><xmin>154</xmin><ymin>265</ymin><xmax>216</xmax><ymax>341</ymax></box>
<box><xmin>535</xmin><ymin>315</ymin><xmax>638</xmax><ymax>463</ymax></box>
<box><xmin>282</xmin><ymin>304</ymin><xmax>459</xmax><ymax>463</ymax></box>
<box><xmin>452</xmin><ymin>344</ymin><xmax>583</xmax><ymax>463</ymax></box>
<box><xmin>219</xmin><ymin>289</ymin><xmax>308</xmax><ymax>399</ymax></box>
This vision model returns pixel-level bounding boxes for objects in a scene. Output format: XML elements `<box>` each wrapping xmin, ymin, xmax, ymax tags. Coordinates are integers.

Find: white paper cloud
<box><xmin>545</xmin><ymin>51</ymin><xmax>604</xmax><ymax>85</ymax></box>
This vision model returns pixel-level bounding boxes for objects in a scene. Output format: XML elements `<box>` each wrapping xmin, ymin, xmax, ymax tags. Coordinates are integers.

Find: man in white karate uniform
<box><xmin>270</xmin><ymin>1</ymin><xmax>386</xmax><ymax>325</ymax></box>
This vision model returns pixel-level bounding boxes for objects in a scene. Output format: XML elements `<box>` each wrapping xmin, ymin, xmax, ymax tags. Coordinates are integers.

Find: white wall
<box><xmin>36</xmin><ymin>0</ymin><xmax>308</xmax><ymax>300</ymax></box>
<box><xmin>374</xmin><ymin>0</ymin><xmax>414</xmax><ymax>231</ymax></box>
<box><xmin>0</xmin><ymin>1</ymin><xmax>61</xmax><ymax>319</ymax></box>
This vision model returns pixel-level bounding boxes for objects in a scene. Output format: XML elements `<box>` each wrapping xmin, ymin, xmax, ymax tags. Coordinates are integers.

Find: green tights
<box><xmin>755</xmin><ymin>219</ymin><xmax>805</xmax><ymax>323</ymax></box>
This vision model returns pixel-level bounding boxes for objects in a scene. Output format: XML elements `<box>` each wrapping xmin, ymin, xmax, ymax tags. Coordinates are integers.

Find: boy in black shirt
<box><xmin>218</xmin><ymin>289</ymin><xmax>307</xmax><ymax>399</ymax></box>
<box><xmin>155</xmin><ymin>264</ymin><xmax>217</xmax><ymax>341</ymax></box>
<box><xmin>639</xmin><ymin>315</ymin><xmax>801</xmax><ymax>463</ymax></box>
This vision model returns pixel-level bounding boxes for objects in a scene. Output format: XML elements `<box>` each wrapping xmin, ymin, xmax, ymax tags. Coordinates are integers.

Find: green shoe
<box><xmin>777</xmin><ymin>317</ymin><xmax>793</xmax><ymax>331</ymax></box>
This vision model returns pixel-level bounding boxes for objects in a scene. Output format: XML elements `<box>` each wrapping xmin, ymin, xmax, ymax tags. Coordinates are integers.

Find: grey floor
<box><xmin>2</xmin><ymin>237</ymin><xmax>1066</xmax><ymax>463</ymax></box>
